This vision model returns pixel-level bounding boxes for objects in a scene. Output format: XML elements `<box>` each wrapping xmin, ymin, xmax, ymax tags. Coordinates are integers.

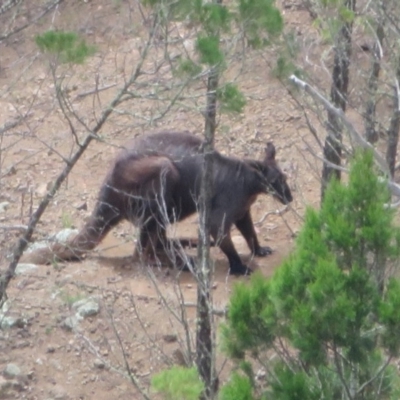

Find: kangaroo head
<box><xmin>263</xmin><ymin>142</ymin><xmax>293</xmax><ymax>204</ymax></box>
<box><xmin>247</xmin><ymin>142</ymin><xmax>293</xmax><ymax>205</ymax></box>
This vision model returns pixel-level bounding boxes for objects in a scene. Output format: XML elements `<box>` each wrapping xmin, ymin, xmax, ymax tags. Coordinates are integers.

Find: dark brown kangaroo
<box><xmin>23</xmin><ymin>131</ymin><xmax>292</xmax><ymax>275</ymax></box>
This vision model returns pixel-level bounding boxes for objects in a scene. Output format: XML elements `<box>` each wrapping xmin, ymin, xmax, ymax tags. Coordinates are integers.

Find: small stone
<box><xmin>72</xmin><ymin>298</ymin><xmax>100</xmax><ymax>318</ymax></box>
<box><xmin>76</xmin><ymin>202</ymin><xmax>87</xmax><ymax>211</ymax></box>
<box><xmin>163</xmin><ymin>334</ymin><xmax>178</xmax><ymax>343</ymax></box>
<box><xmin>0</xmin><ymin>316</ymin><xmax>25</xmax><ymax>329</ymax></box>
<box><xmin>93</xmin><ymin>359</ymin><xmax>105</xmax><ymax>369</ymax></box>
<box><xmin>0</xmin><ymin>202</ymin><xmax>10</xmax><ymax>213</ymax></box>
<box><xmin>256</xmin><ymin>368</ymin><xmax>266</xmax><ymax>380</ymax></box>
<box><xmin>47</xmin><ymin>345</ymin><xmax>56</xmax><ymax>353</ymax></box>
<box><xmin>61</xmin><ymin>316</ymin><xmax>79</xmax><ymax>331</ymax></box>
<box><xmin>0</xmin><ymin>300</ymin><xmax>10</xmax><ymax>313</ymax></box>
<box><xmin>3</xmin><ymin>363</ymin><xmax>21</xmax><ymax>378</ymax></box>
<box><xmin>49</xmin><ymin>384</ymin><xmax>69</xmax><ymax>400</ymax></box>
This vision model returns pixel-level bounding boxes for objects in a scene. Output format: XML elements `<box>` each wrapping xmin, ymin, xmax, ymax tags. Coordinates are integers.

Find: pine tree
<box><xmin>222</xmin><ymin>150</ymin><xmax>400</xmax><ymax>400</ymax></box>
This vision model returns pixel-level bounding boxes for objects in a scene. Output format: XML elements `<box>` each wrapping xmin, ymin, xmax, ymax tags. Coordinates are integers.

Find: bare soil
<box><xmin>0</xmin><ymin>1</ymin><xmax>320</xmax><ymax>398</ymax></box>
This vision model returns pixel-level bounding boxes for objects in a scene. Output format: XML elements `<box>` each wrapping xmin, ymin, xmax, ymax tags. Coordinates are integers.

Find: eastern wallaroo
<box><xmin>22</xmin><ymin>131</ymin><xmax>293</xmax><ymax>275</ymax></box>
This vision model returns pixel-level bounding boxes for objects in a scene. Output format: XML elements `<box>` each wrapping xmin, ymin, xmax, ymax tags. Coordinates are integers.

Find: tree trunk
<box><xmin>321</xmin><ymin>0</ymin><xmax>355</xmax><ymax>200</ymax></box>
<box><xmin>386</xmin><ymin>55</ymin><xmax>400</xmax><ymax>177</ymax></box>
<box><xmin>364</xmin><ymin>24</ymin><xmax>384</xmax><ymax>144</ymax></box>
<box><xmin>196</xmin><ymin>67</ymin><xmax>219</xmax><ymax>400</ymax></box>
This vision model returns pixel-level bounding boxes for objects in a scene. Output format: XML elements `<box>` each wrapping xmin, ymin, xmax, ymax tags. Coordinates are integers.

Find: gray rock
<box><xmin>256</xmin><ymin>368</ymin><xmax>266</xmax><ymax>380</ymax></box>
<box><xmin>48</xmin><ymin>384</ymin><xmax>69</xmax><ymax>400</ymax></box>
<box><xmin>93</xmin><ymin>359</ymin><xmax>105</xmax><ymax>369</ymax></box>
<box><xmin>24</xmin><ymin>229</ymin><xmax>78</xmax><ymax>256</ymax></box>
<box><xmin>3</xmin><ymin>363</ymin><xmax>21</xmax><ymax>378</ymax></box>
<box><xmin>0</xmin><ymin>202</ymin><xmax>10</xmax><ymax>213</ymax></box>
<box><xmin>25</xmin><ymin>241</ymin><xmax>49</xmax><ymax>253</ymax></box>
<box><xmin>61</xmin><ymin>298</ymin><xmax>100</xmax><ymax>331</ymax></box>
<box><xmin>0</xmin><ymin>316</ymin><xmax>25</xmax><ymax>329</ymax></box>
<box><xmin>53</xmin><ymin>229</ymin><xmax>78</xmax><ymax>243</ymax></box>
<box><xmin>0</xmin><ymin>301</ymin><xmax>10</xmax><ymax>314</ymax></box>
<box><xmin>72</xmin><ymin>298</ymin><xmax>100</xmax><ymax>318</ymax></box>
<box><xmin>61</xmin><ymin>316</ymin><xmax>79</xmax><ymax>332</ymax></box>
<box><xmin>15</xmin><ymin>263</ymin><xmax>38</xmax><ymax>275</ymax></box>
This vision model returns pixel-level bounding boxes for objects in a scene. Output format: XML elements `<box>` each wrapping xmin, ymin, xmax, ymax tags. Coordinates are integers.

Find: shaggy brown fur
<box><xmin>22</xmin><ymin>131</ymin><xmax>292</xmax><ymax>275</ymax></box>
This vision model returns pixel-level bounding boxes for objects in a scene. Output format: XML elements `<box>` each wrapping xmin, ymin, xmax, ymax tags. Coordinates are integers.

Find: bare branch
<box><xmin>0</xmin><ymin>12</ymin><xmax>161</xmax><ymax>305</ymax></box>
<box><xmin>75</xmin><ymin>83</ymin><xmax>117</xmax><ymax>100</ymax></box>
<box><xmin>0</xmin><ymin>0</ymin><xmax>64</xmax><ymax>41</ymax></box>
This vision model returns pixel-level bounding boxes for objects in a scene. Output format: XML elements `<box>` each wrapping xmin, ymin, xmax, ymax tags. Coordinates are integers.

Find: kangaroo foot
<box><xmin>254</xmin><ymin>246</ymin><xmax>273</xmax><ymax>257</ymax></box>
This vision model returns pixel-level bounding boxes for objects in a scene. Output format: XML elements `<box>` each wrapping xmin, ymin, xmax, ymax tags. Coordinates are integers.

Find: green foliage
<box><xmin>35</xmin><ymin>30</ymin><xmax>96</xmax><ymax>64</ymax></box>
<box><xmin>238</xmin><ymin>0</ymin><xmax>283</xmax><ymax>47</ymax></box>
<box><xmin>217</xmin><ymin>83</ymin><xmax>247</xmax><ymax>113</ymax></box>
<box><xmin>269</xmin><ymin>366</ymin><xmax>321</xmax><ymax>400</ymax></box>
<box><xmin>195</xmin><ymin>2</ymin><xmax>231</xmax><ymax>34</ymax></box>
<box><xmin>176</xmin><ymin>59</ymin><xmax>202</xmax><ymax>77</ymax></box>
<box><xmin>273</xmin><ymin>31</ymin><xmax>303</xmax><ymax>79</ymax></box>
<box><xmin>196</xmin><ymin>35</ymin><xmax>224</xmax><ymax>65</ymax></box>
<box><xmin>219</xmin><ymin>373</ymin><xmax>253</xmax><ymax>400</ymax></box>
<box><xmin>320</xmin><ymin>151</ymin><xmax>398</xmax><ymax>270</ymax></box>
<box><xmin>222</xmin><ymin>151</ymin><xmax>400</xmax><ymax>399</ymax></box>
<box><xmin>151</xmin><ymin>366</ymin><xmax>204</xmax><ymax>400</ymax></box>
<box><xmin>273</xmin><ymin>55</ymin><xmax>297</xmax><ymax>79</ymax></box>
<box><xmin>339</xmin><ymin>5</ymin><xmax>355</xmax><ymax>23</ymax></box>
<box><xmin>142</xmin><ymin>0</ymin><xmax>284</xmax><ymax>120</ymax></box>
<box><xmin>221</xmin><ymin>273</ymin><xmax>275</xmax><ymax>359</ymax></box>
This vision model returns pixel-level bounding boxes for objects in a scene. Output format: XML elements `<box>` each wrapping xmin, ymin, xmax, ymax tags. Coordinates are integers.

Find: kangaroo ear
<box><xmin>264</xmin><ymin>142</ymin><xmax>276</xmax><ymax>162</ymax></box>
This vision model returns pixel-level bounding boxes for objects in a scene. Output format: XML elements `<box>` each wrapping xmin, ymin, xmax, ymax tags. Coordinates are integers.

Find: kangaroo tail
<box><xmin>21</xmin><ymin>186</ymin><xmax>123</xmax><ymax>265</ymax></box>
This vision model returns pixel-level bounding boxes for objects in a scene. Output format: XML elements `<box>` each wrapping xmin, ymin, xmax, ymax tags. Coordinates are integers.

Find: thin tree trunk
<box><xmin>386</xmin><ymin>55</ymin><xmax>400</xmax><ymax>177</ymax></box>
<box><xmin>196</xmin><ymin>63</ymin><xmax>218</xmax><ymax>399</ymax></box>
<box><xmin>321</xmin><ymin>0</ymin><xmax>355</xmax><ymax>200</ymax></box>
<box><xmin>364</xmin><ymin>24</ymin><xmax>384</xmax><ymax>144</ymax></box>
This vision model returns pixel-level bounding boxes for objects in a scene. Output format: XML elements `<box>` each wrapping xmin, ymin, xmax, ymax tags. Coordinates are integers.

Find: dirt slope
<box><xmin>0</xmin><ymin>1</ymin><xmax>317</xmax><ymax>398</ymax></box>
